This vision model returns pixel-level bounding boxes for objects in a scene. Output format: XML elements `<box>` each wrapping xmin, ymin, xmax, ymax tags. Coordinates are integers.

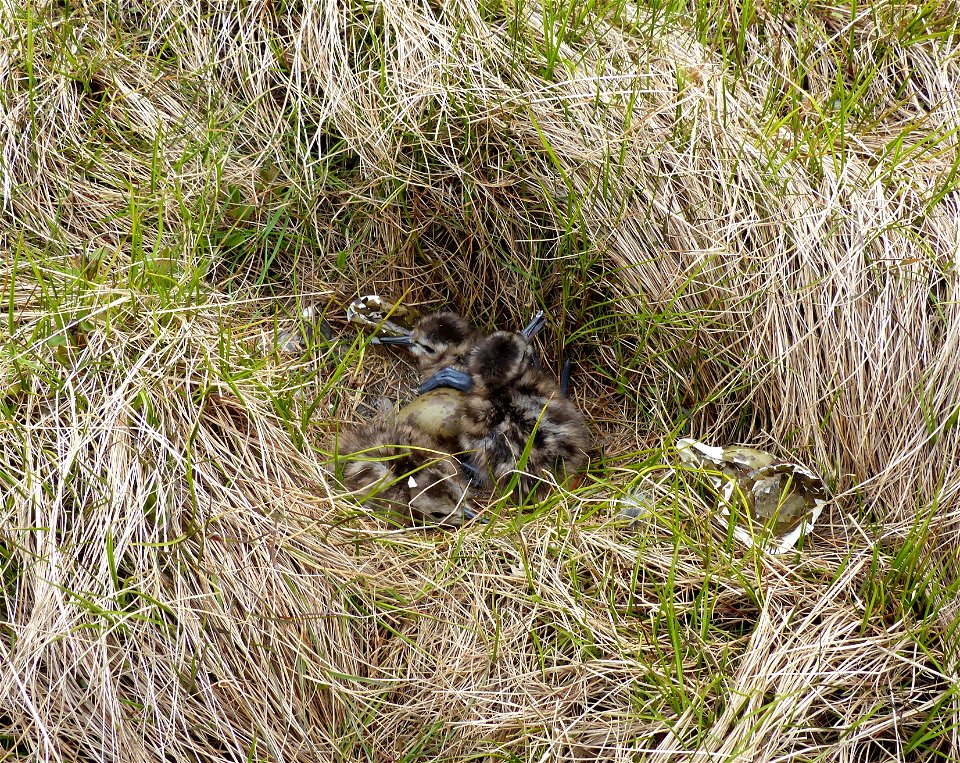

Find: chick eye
<box><xmin>421</xmin><ymin>343</ymin><xmax>436</xmax><ymax>354</ymax></box>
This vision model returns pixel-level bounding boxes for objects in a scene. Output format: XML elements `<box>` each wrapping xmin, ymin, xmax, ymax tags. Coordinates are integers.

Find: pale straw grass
<box><xmin>2</xmin><ymin>0</ymin><xmax>960</xmax><ymax>760</ymax></box>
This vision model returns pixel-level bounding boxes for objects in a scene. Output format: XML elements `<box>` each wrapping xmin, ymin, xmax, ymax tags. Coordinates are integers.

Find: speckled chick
<box><xmin>339</xmin><ymin>422</ymin><xmax>473</xmax><ymax>526</ymax></box>
<box><xmin>375</xmin><ymin>311</ymin><xmax>480</xmax><ymax>451</ymax></box>
<box><xmin>459</xmin><ymin>331</ymin><xmax>590</xmax><ymax>499</ymax></box>
<box><xmin>377</xmin><ymin>311</ymin><xmax>479</xmax><ymax>393</ymax></box>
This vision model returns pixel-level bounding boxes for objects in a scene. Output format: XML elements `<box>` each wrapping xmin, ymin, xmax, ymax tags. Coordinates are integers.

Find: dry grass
<box><xmin>2</xmin><ymin>0</ymin><xmax>960</xmax><ymax>759</ymax></box>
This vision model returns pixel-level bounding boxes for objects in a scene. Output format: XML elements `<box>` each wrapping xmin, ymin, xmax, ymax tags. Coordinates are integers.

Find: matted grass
<box><xmin>2</xmin><ymin>0</ymin><xmax>960</xmax><ymax>759</ymax></box>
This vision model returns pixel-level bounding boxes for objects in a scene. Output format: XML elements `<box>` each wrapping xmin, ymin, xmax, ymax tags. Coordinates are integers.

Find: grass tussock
<box><xmin>2</xmin><ymin>0</ymin><xmax>960</xmax><ymax>759</ymax></box>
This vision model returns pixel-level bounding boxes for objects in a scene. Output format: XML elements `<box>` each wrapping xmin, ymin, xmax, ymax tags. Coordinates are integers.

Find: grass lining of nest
<box><xmin>3</xmin><ymin>0</ymin><xmax>960</xmax><ymax>760</ymax></box>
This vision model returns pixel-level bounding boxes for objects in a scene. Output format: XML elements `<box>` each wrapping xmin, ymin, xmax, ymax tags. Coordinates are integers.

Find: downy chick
<box><xmin>377</xmin><ymin>310</ymin><xmax>548</xmax><ymax>459</ymax></box>
<box><xmin>339</xmin><ymin>422</ymin><xmax>473</xmax><ymax>526</ymax></box>
<box><xmin>459</xmin><ymin>330</ymin><xmax>590</xmax><ymax>499</ymax></box>
<box><xmin>375</xmin><ymin>311</ymin><xmax>479</xmax><ymax>453</ymax></box>
<box><xmin>378</xmin><ymin>310</ymin><xmax>548</xmax><ymax>394</ymax></box>
<box><xmin>376</xmin><ymin>311</ymin><xmax>479</xmax><ymax>393</ymax></box>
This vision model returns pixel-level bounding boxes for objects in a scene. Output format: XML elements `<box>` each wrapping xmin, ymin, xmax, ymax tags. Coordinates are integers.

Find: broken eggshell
<box><xmin>346</xmin><ymin>294</ymin><xmax>417</xmax><ymax>338</ymax></box>
<box><xmin>676</xmin><ymin>438</ymin><xmax>828</xmax><ymax>554</ymax></box>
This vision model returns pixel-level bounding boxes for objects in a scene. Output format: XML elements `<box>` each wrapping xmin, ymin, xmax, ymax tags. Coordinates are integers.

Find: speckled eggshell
<box><xmin>395</xmin><ymin>388</ymin><xmax>466</xmax><ymax>443</ymax></box>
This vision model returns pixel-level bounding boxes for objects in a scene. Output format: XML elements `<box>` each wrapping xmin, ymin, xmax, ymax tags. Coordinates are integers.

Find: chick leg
<box><xmin>419</xmin><ymin>366</ymin><xmax>474</xmax><ymax>394</ymax></box>
<box><xmin>559</xmin><ymin>357</ymin><xmax>572</xmax><ymax>397</ymax></box>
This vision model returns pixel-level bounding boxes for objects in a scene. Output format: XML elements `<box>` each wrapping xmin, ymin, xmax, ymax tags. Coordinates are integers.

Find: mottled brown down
<box><xmin>459</xmin><ymin>331</ymin><xmax>590</xmax><ymax>498</ymax></box>
<box><xmin>339</xmin><ymin>422</ymin><xmax>472</xmax><ymax>525</ymax></box>
<box><xmin>405</xmin><ymin>311</ymin><xmax>479</xmax><ymax>382</ymax></box>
